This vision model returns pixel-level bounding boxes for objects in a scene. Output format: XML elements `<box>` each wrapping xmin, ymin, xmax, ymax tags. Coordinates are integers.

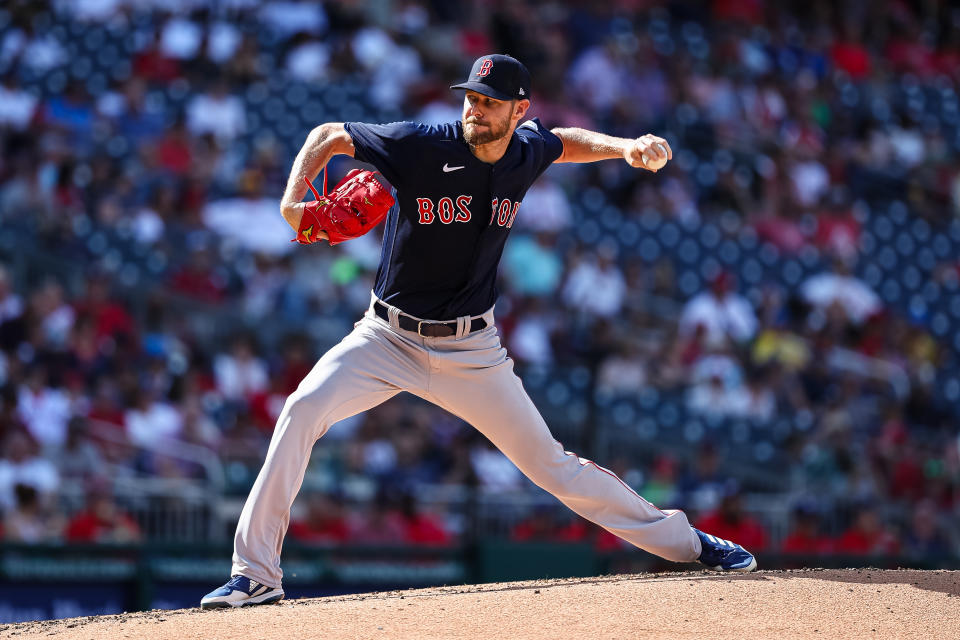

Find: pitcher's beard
<box><xmin>463</xmin><ymin>115</ymin><xmax>511</xmax><ymax>146</ymax></box>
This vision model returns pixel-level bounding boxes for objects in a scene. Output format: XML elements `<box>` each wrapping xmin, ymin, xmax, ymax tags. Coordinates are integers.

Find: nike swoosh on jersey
<box><xmin>443</xmin><ymin>163</ymin><xmax>465</xmax><ymax>172</ymax></box>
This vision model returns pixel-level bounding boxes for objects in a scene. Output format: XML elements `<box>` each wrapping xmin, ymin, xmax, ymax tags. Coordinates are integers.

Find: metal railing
<box><xmin>57</xmin><ymin>420</ymin><xmax>227</xmax><ymax>541</ymax></box>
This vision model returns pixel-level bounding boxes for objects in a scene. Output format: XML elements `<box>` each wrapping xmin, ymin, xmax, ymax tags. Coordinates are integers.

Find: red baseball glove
<box><xmin>295</xmin><ymin>168</ymin><xmax>394</xmax><ymax>246</ymax></box>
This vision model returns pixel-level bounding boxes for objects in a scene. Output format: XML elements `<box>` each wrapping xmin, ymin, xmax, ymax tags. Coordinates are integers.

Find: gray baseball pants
<box><xmin>232</xmin><ymin>294</ymin><xmax>701</xmax><ymax>587</ymax></box>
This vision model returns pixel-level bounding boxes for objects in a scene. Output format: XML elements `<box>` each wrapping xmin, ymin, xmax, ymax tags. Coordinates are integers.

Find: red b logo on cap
<box><xmin>477</xmin><ymin>59</ymin><xmax>493</xmax><ymax>77</ymax></box>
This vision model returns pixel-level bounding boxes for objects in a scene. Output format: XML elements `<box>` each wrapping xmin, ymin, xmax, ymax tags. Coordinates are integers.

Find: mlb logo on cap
<box><xmin>450</xmin><ymin>54</ymin><xmax>531</xmax><ymax>101</ymax></box>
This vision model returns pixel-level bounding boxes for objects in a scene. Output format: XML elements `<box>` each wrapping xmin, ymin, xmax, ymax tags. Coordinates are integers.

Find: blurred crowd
<box><xmin>0</xmin><ymin>0</ymin><xmax>958</xmax><ymax>561</ymax></box>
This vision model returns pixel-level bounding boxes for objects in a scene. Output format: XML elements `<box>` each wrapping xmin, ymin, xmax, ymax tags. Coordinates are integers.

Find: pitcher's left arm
<box><xmin>550</xmin><ymin>127</ymin><xmax>672</xmax><ymax>172</ymax></box>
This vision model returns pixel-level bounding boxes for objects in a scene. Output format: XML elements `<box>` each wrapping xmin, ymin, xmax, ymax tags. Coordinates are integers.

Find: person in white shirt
<box><xmin>679</xmin><ymin>271</ymin><xmax>758</xmax><ymax>348</ymax></box>
<box><xmin>562</xmin><ymin>244</ymin><xmax>627</xmax><ymax>319</ymax></box>
<box><xmin>214</xmin><ymin>335</ymin><xmax>269</xmax><ymax>404</ymax></box>
<box><xmin>513</xmin><ymin>176</ymin><xmax>572</xmax><ymax>233</ymax></box>
<box><xmin>0</xmin><ymin>74</ymin><xmax>37</xmax><ymax>131</ymax></box>
<box><xmin>16</xmin><ymin>365</ymin><xmax>71</xmax><ymax>451</ymax></box>
<box><xmin>124</xmin><ymin>388</ymin><xmax>183</xmax><ymax>450</ymax></box>
<box><xmin>800</xmin><ymin>258</ymin><xmax>882</xmax><ymax>325</ymax></box>
<box><xmin>186</xmin><ymin>80</ymin><xmax>247</xmax><ymax>143</ymax></box>
<box><xmin>0</xmin><ymin>431</ymin><xmax>59</xmax><ymax>511</ymax></box>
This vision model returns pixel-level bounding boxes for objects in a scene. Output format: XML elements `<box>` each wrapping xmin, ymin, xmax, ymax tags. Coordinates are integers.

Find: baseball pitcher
<box><xmin>201</xmin><ymin>54</ymin><xmax>756</xmax><ymax>610</ymax></box>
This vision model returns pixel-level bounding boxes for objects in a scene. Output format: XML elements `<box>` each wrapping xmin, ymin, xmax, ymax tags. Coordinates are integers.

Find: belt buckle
<box><xmin>417</xmin><ymin>320</ymin><xmax>453</xmax><ymax>337</ymax></box>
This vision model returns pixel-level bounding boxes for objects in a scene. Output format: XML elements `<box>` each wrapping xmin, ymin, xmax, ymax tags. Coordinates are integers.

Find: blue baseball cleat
<box><xmin>693</xmin><ymin>528</ymin><xmax>758</xmax><ymax>572</ymax></box>
<box><xmin>200</xmin><ymin>575</ymin><xmax>285</xmax><ymax>609</ymax></box>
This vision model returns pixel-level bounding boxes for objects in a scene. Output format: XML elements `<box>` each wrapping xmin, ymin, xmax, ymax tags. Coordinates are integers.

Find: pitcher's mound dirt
<box><xmin>3</xmin><ymin>569</ymin><xmax>958</xmax><ymax>639</ymax></box>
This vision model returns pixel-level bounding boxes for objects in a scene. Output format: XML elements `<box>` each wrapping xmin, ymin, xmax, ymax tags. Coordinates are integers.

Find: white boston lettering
<box><xmin>443</xmin><ymin>163</ymin><xmax>465</xmax><ymax>172</ymax></box>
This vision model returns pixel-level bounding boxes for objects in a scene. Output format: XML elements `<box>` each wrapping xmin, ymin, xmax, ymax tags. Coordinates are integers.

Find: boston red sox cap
<box><xmin>450</xmin><ymin>54</ymin><xmax>531</xmax><ymax>102</ymax></box>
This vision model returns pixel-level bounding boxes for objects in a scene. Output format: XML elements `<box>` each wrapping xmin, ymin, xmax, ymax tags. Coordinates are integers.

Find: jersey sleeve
<box><xmin>516</xmin><ymin>118</ymin><xmax>564</xmax><ymax>179</ymax></box>
<box><xmin>343</xmin><ymin>121</ymin><xmax>419</xmax><ymax>187</ymax></box>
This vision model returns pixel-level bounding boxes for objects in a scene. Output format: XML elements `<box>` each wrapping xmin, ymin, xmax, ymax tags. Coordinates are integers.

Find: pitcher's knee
<box><xmin>277</xmin><ymin>389</ymin><xmax>336</xmax><ymax>437</ymax></box>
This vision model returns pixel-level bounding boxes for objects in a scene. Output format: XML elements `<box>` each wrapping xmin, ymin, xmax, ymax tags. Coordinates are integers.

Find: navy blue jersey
<box><xmin>344</xmin><ymin>118</ymin><xmax>563</xmax><ymax>319</ymax></box>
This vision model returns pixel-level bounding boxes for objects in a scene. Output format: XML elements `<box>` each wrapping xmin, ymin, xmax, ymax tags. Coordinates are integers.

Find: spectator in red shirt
<box><xmin>168</xmin><ymin>245</ymin><xmax>228</xmax><ymax>302</ymax></box>
<box><xmin>86</xmin><ymin>378</ymin><xmax>125</xmax><ymax>430</ymax></box>
<box><xmin>814</xmin><ymin>187</ymin><xmax>860</xmax><ymax>263</ymax></box>
<box><xmin>348</xmin><ymin>494</ymin><xmax>407</xmax><ymax>545</ymax></box>
<box><xmin>781</xmin><ymin>503</ymin><xmax>833</xmax><ymax>554</ymax></box>
<box><xmin>397</xmin><ymin>492</ymin><xmax>452</xmax><ymax>546</ymax></box>
<box><xmin>288</xmin><ymin>493</ymin><xmax>350</xmax><ymax>545</ymax></box>
<box><xmin>884</xmin><ymin>20</ymin><xmax>937</xmax><ymax>77</ymax></box>
<box><xmin>830</xmin><ymin>28</ymin><xmax>872</xmax><ymax>80</ymax></box>
<box><xmin>694</xmin><ymin>484</ymin><xmax>769</xmax><ymax>552</ymax></box>
<box><xmin>512</xmin><ymin>509</ymin><xmax>621</xmax><ymax>549</ymax></box>
<box><xmin>72</xmin><ymin>274</ymin><xmax>135</xmax><ymax>347</ymax></box>
<box><xmin>155</xmin><ymin>119</ymin><xmax>193</xmax><ymax>175</ymax></box>
<box><xmin>935</xmin><ymin>40</ymin><xmax>960</xmax><ymax>80</ymax></box>
<box><xmin>248</xmin><ymin>375</ymin><xmax>288</xmax><ymax>434</ymax></box>
<box><xmin>711</xmin><ymin>0</ymin><xmax>764</xmax><ymax>24</ymax></box>
<box><xmin>131</xmin><ymin>31</ymin><xmax>181</xmax><ymax>84</ymax></box>
<box><xmin>65</xmin><ymin>483</ymin><xmax>141</xmax><ymax>543</ymax></box>
<box><xmin>888</xmin><ymin>445</ymin><xmax>926</xmax><ymax>502</ymax></box>
<box><xmin>833</xmin><ymin>506</ymin><xmax>900</xmax><ymax>555</ymax></box>
<box><xmin>511</xmin><ymin>505</ymin><xmax>575</xmax><ymax>543</ymax></box>
<box><xmin>753</xmin><ymin>193</ymin><xmax>808</xmax><ymax>255</ymax></box>
<box><xmin>278</xmin><ymin>335</ymin><xmax>315</xmax><ymax>395</ymax></box>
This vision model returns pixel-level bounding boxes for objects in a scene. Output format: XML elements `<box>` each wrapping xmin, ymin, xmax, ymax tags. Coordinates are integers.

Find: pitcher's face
<box><xmin>462</xmin><ymin>91</ymin><xmax>515</xmax><ymax>146</ymax></box>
